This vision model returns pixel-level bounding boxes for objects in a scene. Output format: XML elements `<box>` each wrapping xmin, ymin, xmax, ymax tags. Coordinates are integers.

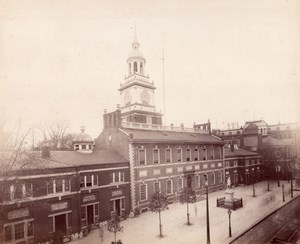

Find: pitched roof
<box><xmin>225</xmin><ymin>147</ymin><xmax>259</xmax><ymax>157</ymax></box>
<box><xmin>48</xmin><ymin>150</ymin><xmax>127</xmax><ymax>167</ymax></box>
<box><xmin>121</xmin><ymin>128</ymin><xmax>224</xmax><ymax>144</ymax></box>
<box><xmin>0</xmin><ymin>150</ymin><xmax>127</xmax><ymax>173</ymax></box>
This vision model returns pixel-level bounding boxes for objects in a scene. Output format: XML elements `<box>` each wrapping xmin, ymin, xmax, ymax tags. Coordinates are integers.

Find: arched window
<box><xmin>134</xmin><ymin>62</ymin><xmax>138</xmax><ymax>73</ymax></box>
<box><xmin>140</xmin><ymin>63</ymin><xmax>143</xmax><ymax>74</ymax></box>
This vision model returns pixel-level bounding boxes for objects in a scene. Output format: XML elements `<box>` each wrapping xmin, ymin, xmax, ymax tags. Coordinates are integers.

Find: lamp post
<box><xmin>276</xmin><ymin>165</ymin><xmax>281</xmax><ymax>187</ymax></box>
<box><xmin>266</xmin><ymin>166</ymin><xmax>270</xmax><ymax>191</ymax></box>
<box><xmin>252</xmin><ymin>176</ymin><xmax>256</xmax><ymax>197</ymax></box>
<box><xmin>282</xmin><ymin>184</ymin><xmax>285</xmax><ymax>202</ymax></box>
<box><xmin>228</xmin><ymin>209</ymin><xmax>232</xmax><ymax>238</ymax></box>
<box><xmin>291</xmin><ymin>167</ymin><xmax>294</xmax><ymax>198</ymax></box>
<box><xmin>205</xmin><ymin>176</ymin><xmax>210</xmax><ymax>244</ymax></box>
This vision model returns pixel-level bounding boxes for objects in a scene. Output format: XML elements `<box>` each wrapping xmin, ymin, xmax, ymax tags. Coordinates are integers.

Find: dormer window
<box><xmin>140</xmin><ymin>63</ymin><xmax>143</xmax><ymax>74</ymax></box>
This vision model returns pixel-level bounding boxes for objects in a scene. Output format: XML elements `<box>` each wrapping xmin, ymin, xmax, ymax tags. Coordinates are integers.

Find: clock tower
<box><xmin>119</xmin><ymin>35</ymin><xmax>162</xmax><ymax>126</ymax></box>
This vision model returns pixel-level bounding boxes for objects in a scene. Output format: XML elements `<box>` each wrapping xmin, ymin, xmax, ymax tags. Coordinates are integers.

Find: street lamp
<box><xmin>252</xmin><ymin>177</ymin><xmax>256</xmax><ymax>197</ymax></box>
<box><xmin>289</xmin><ymin>162</ymin><xmax>294</xmax><ymax>198</ymax></box>
<box><xmin>228</xmin><ymin>209</ymin><xmax>232</xmax><ymax>238</ymax></box>
<box><xmin>204</xmin><ymin>175</ymin><xmax>210</xmax><ymax>244</ymax></box>
<box><xmin>275</xmin><ymin>165</ymin><xmax>281</xmax><ymax>187</ymax></box>
<box><xmin>266</xmin><ymin>166</ymin><xmax>270</xmax><ymax>191</ymax></box>
<box><xmin>282</xmin><ymin>184</ymin><xmax>285</xmax><ymax>202</ymax></box>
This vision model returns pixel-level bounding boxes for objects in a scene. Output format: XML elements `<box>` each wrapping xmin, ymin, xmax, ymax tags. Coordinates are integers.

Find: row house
<box><xmin>224</xmin><ymin>145</ymin><xmax>262</xmax><ymax>186</ymax></box>
<box><xmin>0</xmin><ymin>148</ymin><xmax>130</xmax><ymax>244</ymax></box>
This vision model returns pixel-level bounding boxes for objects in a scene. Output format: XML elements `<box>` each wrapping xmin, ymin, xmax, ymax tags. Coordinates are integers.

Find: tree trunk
<box><xmin>187</xmin><ymin>201</ymin><xmax>190</xmax><ymax>225</ymax></box>
<box><xmin>114</xmin><ymin>231</ymin><xmax>116</xmax><ymax>244</ymax></box>
<box><xmin>159</xmin><ymin>210</ymin><xmax>163</xmax><ymax>237</ymax></box>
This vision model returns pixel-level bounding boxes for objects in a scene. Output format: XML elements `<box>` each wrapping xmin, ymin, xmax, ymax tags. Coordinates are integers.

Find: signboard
<box><xmin>83</xmin><ymin>195</ymin><xmax>96</xmax><ymax>203</ymax></box>
<box><xmin>8</xmin><ymin>208</ymin><xmax>29</xmax><ymax>220</ymax></box>
<box><xmin>51</xmin><ymin>202</ymin><xmax>68</xmax><ymax>211</ymax></box>
<box><xmin>112</xmin><ymin>189</ymin><xmax>123</xmax><ymax>197</ymax></box>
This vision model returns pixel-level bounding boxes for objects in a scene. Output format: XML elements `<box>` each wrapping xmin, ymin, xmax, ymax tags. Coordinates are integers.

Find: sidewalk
<box><xmin>72</xmin><ymin>180</ymin><xmax>298</xmax><ymax>244</ymax></box>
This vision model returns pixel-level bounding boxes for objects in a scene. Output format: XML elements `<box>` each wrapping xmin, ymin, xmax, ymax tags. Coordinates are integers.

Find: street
<box><xmin>71</xmin><ymin>180</ymin><xmax>298</xmax><ymax>244</ymax></box>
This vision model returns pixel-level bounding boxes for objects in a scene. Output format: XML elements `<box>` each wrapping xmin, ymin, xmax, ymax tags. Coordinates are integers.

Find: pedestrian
<box><xmin>99</xmin><ymin>223</ymin><xmax>104</xmax><ymax>243</ymax></box>
<box><xmin>194</xmin><ymin>203</ymin><xmax>198</xmax><ymax>218</ymax></box>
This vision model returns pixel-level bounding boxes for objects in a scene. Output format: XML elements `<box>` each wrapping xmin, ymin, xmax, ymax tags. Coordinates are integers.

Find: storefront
<box><xmin>3</xmin><ymin>208</ymin><xmax>34</xmax><ymax>244</ymax></box>
<box><xmin>81</xmin><ymin>194</ymin><xmax>99</xmax><ymax>229</ymax></box>
<box><xmin>110</xmin><ymin>188</ymin><xmax>126</xmax><ymax>217</ymax></box>
<box><xmin>48</xmin><ymin>201</ymin><xmax>72</xmax><ymax>235</ymax></box>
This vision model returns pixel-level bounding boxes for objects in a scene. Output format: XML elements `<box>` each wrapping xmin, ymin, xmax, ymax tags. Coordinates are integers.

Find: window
<box><xmin>80</xmin><ymin>176</ymin><xmax>85</xmax><ymax>188</ymax></box>
<box><xmin>178</xmin><ymin>178</ymin><xmax>183</xmax><ymax>191</ymax></box>
<box><xmin>216</xmin><ymin>147</ymin><xmax>222</xmax><ymax>159</ymax></box>
<box><xmin>219</xmin><ymin>171</ymin><xmax>223</xmax><ymax>183</ymax></box>
<box><xmin>75</xmin><ymin>144</ymin><xmax>79</xmax><ymax>150</ymax></box>
<box><xmin>93</xmin><ymin>175</ymin><xmax>98</xmax><ymax>186</ymax></box>
<box><xmin>110</xmin><ymin>172</ymin><xmax>125</xmax><ymax>183</ymax></box>
<box><xmin>86</xmin><ymin>175</ymin><xmax>92</xmax><ymax>187</ymax></box>
<box><xmin>10</xmin><ymin>182</ymin><xmax>33</xmax><ymax>200</ymax></box>
<box><xmin>210</xmin><ymin>147</ymin><xmax>214</xmax><ymax>159</ymax></box>
<box><xmin>245</xmin><ymin>160</ymin><xmax>249</xmax><ymax>166</ymax></box>
<box><xmin>27</xmin><ymin>221</ymin><xmax>34</xmax><ymax>237</ymax></box>
<box><xmin>140</xmin><ymin>63</ymin><xmax>143</xmax><ymax>74</ymax></box>
<box><xmin>234</xmin><ymin>160</ymin><xmax>238</xmax><ymax>167</ymax></box>
<box><xmin>166</xmin><ymin>180</ymin><xmax>173</xmax><ymax>195</ymax></box>
<box><xmin>140</xmin><ymin>184</ymin><xmax>147</xmax><ymax>201</ymax></box>
<box><xmin>177</xmin><ymin>148</ymin><xmax>182</xmax><ymax>162</ymax></box>
<box><xmin>153</xmin><ymin>149</ymin><xmax>159</xmax><ymax>164</ymax></box>
<box><xmin>14</xmin><ymin>223</ymin><xmax>25</xmax><ymax>240</ymax></box>
<box><xmin>165</xmin><ymin>148</ymin><xmax>172</xmax><ymax>163</ymax></box>
<box><xmin>47</xmin><ymin>178</ymin><xmax>71</xmax><ymax>194</ymax></box>
<box><xmin>225</xmin><ymin>161</ymin><xmax>230</xmax><ymax>168</ymax></box>
<box><xmin>195</xmin><ymin>175</ymin><xmax>200</xmax><ymax>188</ymax></box>
<box><xmin>154</xmin><ymin>182</ymin><xmax>160</xmax><ymax>193</ymax></box>
<box><xmin>202</xmin><ymin>147</ymin><xmax>207</xmax><ymax>160</ymax></box>
<box><xmin>186</xmin><ymin>148</ymin><xmax>191</xmax><ymax>162</ymax></box>
<box><xmin>5</xmin><ymin>225</ymin><xmax>12</xmax><ymax>242</ymax></box>
<box><xmin>194</xmin><ymin>148</ymin><xmax>199</xmax><ymax>161</ymax></box>
<box><xmin>138</xmin><ymin>149</ymin><xmax>146</xmax><ymax>165</ymax></box>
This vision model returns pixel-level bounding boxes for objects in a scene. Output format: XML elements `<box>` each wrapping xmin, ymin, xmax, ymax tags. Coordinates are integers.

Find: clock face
<box><xmin>124</xmin><ymin>91</ymin><xmax>132</xmax><ymax>105</ymax></box>
<box><xmin>141</xmin><ymin>90</ymin><xmax>150</xmax><ymax>105</ymax></box>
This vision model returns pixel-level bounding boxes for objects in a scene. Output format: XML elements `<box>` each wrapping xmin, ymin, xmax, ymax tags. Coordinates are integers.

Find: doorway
<box><xmin>115</xmin><ymin>199</ymin><xmax>121</xmax><ymax>216</ymax></box>
<box><xmin>87</xmin><ymin>205</ymin><xmax>94</xmax><ymax>225</ymax></box>
<box><xmin>55</xmin><ymin>214</ymin><xmax>66</xmax><ymax>234</ymax></box>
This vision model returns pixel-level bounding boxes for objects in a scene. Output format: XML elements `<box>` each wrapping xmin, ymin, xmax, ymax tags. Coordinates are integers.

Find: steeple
<box><xmin>118</xmin><ymin>30</ymin><xmax>163</xmax><ymax>126</ymax></box>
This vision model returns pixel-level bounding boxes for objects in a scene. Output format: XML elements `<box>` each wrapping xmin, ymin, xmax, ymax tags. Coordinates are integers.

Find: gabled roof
<box><xmin>121</xmin><ymin>128</ymin><xmax>224</xmax><ymax>144</ymax></box>
<box><xmin>225</xmin><ymin>147</ymin><xmax>259</xmax><ymax>158</ymax></box>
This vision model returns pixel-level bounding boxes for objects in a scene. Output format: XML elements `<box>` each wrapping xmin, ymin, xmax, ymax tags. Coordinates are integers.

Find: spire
<box><xmin>132</xmin><ymin>22</ymin><xmax>140</xmax><ymax>50</ymax></box>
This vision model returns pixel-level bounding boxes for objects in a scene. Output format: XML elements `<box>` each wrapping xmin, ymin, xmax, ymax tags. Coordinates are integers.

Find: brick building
<box><xmin>0</xmin><ymin>133</ymin><xmax>130</xmax><ymax>244</ymax></box>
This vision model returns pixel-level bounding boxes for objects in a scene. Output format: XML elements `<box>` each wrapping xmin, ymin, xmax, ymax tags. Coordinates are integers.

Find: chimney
<box><xmin>129</xmin><ymin>133</ymin><xmax>133</xmax><ymax>140</ymax></box>
<box><xmin>170</xmin><ymin>123</ymin><xmax>174</xmax><ymax>129</ymax></box>
<box><xmin>42</xmin><ymin>146</ymin><xmax>50</xmax><ymax>158</ymax></box>
<box><xmin>104</xmin><ymin>109</ymin><xmax>107</xmax><ymax>114</ymax></box>
<box><xmin>180</xmin><ymin>123</ymin><xmax>184</xmax><ymax>129</ymax></box>
<box><xmin>80</xmin><ymin>126</ymin><xmax>85</xmax><ymax>133</ymax></box>
<box><xmin>117</xmin><ymin>104</ymin><xmax>120</xmax><ymax>109</ymax></box>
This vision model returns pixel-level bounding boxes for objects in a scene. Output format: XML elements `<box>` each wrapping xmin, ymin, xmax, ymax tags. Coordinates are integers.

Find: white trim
<box><xmin>153</xmin><ymin>148</ymin><xmax>160</xmax><ymax>164</ymax></box>
<box><xmin>48</xmin><ymin>210</ymin><xmax>72</xmax><ymax>217</ymax></box>
<box><xmin>81</xmin><ymin>201</ymin><xmax>100</xmax><ymax>207</ymax></box>
<box><xmin>118</xmin><ymin>128</ymin><xmax>130</xmax><ymax>136</ymax></box>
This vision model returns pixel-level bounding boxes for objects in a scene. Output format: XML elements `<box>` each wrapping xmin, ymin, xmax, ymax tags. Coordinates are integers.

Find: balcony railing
<box><xmin>121</xmin><ymin>121</ymin><xmax>209</xmax><ymax>134</ymax></box>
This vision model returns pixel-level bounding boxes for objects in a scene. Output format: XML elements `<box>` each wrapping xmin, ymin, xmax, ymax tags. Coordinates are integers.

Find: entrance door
<box><xmin>115</xmin><ymin>199</ymin><xmax>121</xmax><ymax>216</ymax></box>
<box><xmin>87</xmin><ymin>205</ymin><xmax>94</xmax><ymax>225</ymax></box>
<box><xmin>55</xmin><ymin>214</ymin><xmax>66</xmax><ymax>234</ymax></box>
<box><xmin>187</xmin><ymin>175</ymin><xmax>192</xmax><ymax>188</ymax></box>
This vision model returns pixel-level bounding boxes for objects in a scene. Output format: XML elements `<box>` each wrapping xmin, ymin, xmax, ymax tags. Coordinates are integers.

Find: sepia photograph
<box><xmin>0</xmin><ymin>0</ymin><xmax>300</xmax><ymax>243</ymax></box>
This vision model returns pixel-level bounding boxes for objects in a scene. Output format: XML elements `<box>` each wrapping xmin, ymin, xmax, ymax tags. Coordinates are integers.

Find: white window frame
<box><xmin>139</xmin><ymin>184</ymin><xmax>148</xmax><ymax>201</ymax></box>
<box><xmin>4</xmin><ymin>219</ymin><xmax>34</xmax><ymax>243</ymax></box>
<box><xmin>194</xmin><ymin>148</ymin><xmax>199</xmax><ymax>161</ymax></box>
<box><xmin>138</xmin><ymin>149</ymin><xmax>147</xmax><ymax>165</ymax></box>
<box><xmin>178</xmin><ymin>177</ymin><xmax>183</xmax><ymax>192</ymax></box>
<box><xmin>153</xmin><ymin>181</ymin><xmax>161</xmax><ymax>193</ymax></box>
<box><xmin>166</xmin><ymin>179</ymin><xmax>173</xmax><ymax>195</ymax></box>
<box><xmin>210</xmin><ymin>147</ymin><xmax>214</xmax><ymax>159</ymax></box>
<box><xmin>202</xmin><ymin>147</ymin><xmax>207</xmax><ymax>160</ymax></box>
<box><xmin>165</xmin><ymin>148</ymin><xmax>172</xmax><ymax>163</ymax></box>
<box><xmin>153</xmin><ymin>148</ymin><xmax>160</xmax><ymax>164</ymax></box>
<box><xmin>186</xmin><ymin>148</ymin><xmax>191</xmax><ymax>162</ymax></box>
<box><xmin>195</xmin><ymin>174</ymin><xmax>200</xmax><ymax>188</ymax></box>
<box><xmin>177</xmin><ymin>148</ymin><xmax>182</xmax><ymax>162</ymax></box>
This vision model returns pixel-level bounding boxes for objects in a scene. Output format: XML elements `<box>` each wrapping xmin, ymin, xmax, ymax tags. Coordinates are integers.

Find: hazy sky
<box><xmin>1</xmin><ymin>0</ymin><xmax>300</xmax><ymax>139</ymax></box>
